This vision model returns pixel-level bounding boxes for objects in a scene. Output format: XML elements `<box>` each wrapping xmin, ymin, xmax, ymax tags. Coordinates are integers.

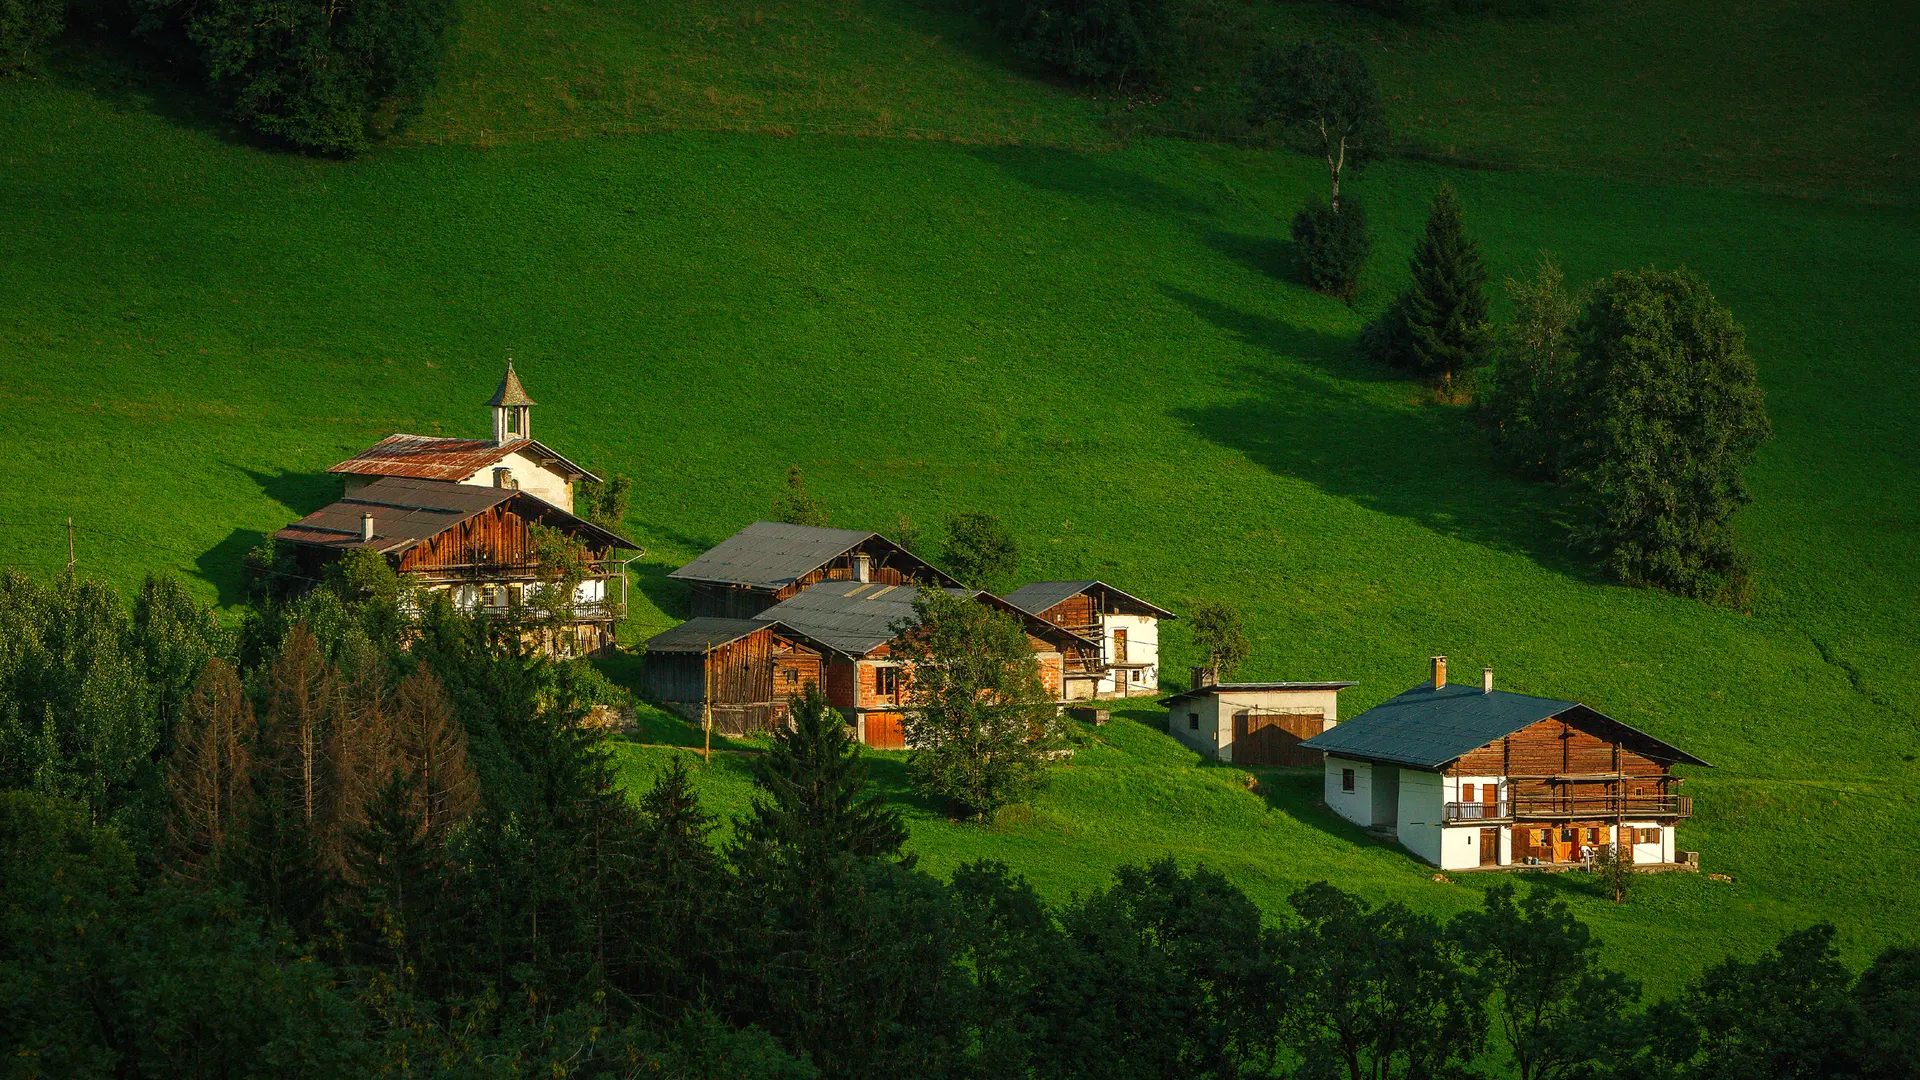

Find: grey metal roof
<box><xmin>1298</xmin><ymin>682</ymin><xmax>1709</xmax><ymax>770</ymax></box>
<box><xmin>754</xmin><ymin>580</ymin><xmax>971</xmax><ymax>657</ymax></box>
<box><xmin>668</xmin><ymin>521</ymin><xmax>956</xmax><ymax>590</ymax></box>
<box><xmin>642</xmin><ymin>617</ymin><xmax>771</xmax><ymax>654</ymax></box>
<box><xmin>273</xmin><ymin>476</ymin><xmax>636</xmax><ymax>555</ymax></box>
<box><xmin>1002</xmin><ymin>580</ymin><xmax>1177</xmax><ymax>620</ymax></box>
<box><xmin>1160</xmin><ymin>681</ymin><xmax>1356</xmax><ymax>706</ymax></box>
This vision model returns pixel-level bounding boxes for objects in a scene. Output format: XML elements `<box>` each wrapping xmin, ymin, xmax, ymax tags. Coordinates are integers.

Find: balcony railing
<box><xmin>1444</xmin><ymin>794</ymin><xmax>1692</xmax><ymax>822</ymax></box>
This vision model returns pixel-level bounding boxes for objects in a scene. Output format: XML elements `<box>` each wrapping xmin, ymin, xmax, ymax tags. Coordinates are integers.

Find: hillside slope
<box><xmin>2</xmin><ymin>0</ymin><xmax>1916</xmax><ymax>993</ymax></box>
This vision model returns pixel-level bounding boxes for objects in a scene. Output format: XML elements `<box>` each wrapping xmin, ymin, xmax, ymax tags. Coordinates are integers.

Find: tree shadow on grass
<box><xmin>861</xmin><ymin>752</ymin><xmax>948</xmax><ymax>820</ymax></box>
<box><xmin>1202</xmin><ymin>228</ymin><xmax>1297</xmax><ymax>284</ymax></box>
<box><xmin>1166</xmin><ymin>305</ymin><xmax>1589</xmax><ymax>577</ymax></box>
<box><xmin>231</xmin><ymin>464</ymin><xmax>338</xmax><ymax>518</ymax></box>
<box><xmin>43</xmin><ymin>33</ymin><xmax>261</xmax><ymax>151</ymax></box>
<box><xmin>1161</xmin><ymin>284</ymin><xmax>1397</xmax><ymax>384</ymax></box>
<box><xmin>969</xmin><ymin>144</ymin><xmax>1219</xmax><ymax>220</ymax></box>
<box><xmin>196</xmin><ymin>527</ymin><xmax>266</xmax><ymax>608</ymax></box>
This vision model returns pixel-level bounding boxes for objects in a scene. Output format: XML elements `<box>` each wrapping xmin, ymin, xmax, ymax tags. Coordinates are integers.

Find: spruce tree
<box><xmin>1400</xmin><ymin>185</ymin><xmax>1493</xmax><ymax>388</ymax></box>
<box><xmin>164</xmin><ymin>658</ymin><xmax>255</xmax><ymax>881</ymax></box>
<box><xmin>733</xmin><ymin>685</ymin><xmax>906</xmax><ymax>873</ymax></box>
<box><xmin>618</xmin><ymin>755</ymin><xmax>730</xmax><ymax>1016</ymax></box>
<box><xmin>341</xmin><ymin>770</ymin><xmax>449</xmax><ymax>984</ymax></box>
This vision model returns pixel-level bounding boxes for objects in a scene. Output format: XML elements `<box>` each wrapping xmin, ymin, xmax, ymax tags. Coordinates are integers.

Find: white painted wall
<box><xmin>1099</xmin><ymin>614</ymin><xmax>1160</xmax><ymax>695</ymax></box>
<box><xmin>1396</xmin><ymin>770</ymin><xmax>1446</xmax><ymax>865</ymax></box>
<box><xmin>1439</xmin><ymin>826</ymin><xmax>1485</xmax><ymax>871</ymax></box>
<box><xmin>459</xmin><ymin>450</ymin><xmax>573</xmax><ymax>512</ymax></box>
<box><xmin>1325</xmin><ymin>755</ymin><xmax>1372</xmax><ymax>827</ymax></box>
<box><xmin>1623</xmin><ymin>822</ymin><xmax>1676</xmax><ymax>865</ymax></box>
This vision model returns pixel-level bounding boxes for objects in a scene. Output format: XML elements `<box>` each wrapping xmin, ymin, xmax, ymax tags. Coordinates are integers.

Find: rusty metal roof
<box><xmin>329</xmin><ymin>434</ymin><xmax>599</xmax><ymax>483</ymax></box>
<box><xmin>487</xmin><ymin>363</ymin><xmax>537</xmax><ymax>407</ymax></box>
<box><xmin>272</xmin><ymin>476</ymin><xmax>636</xmax><ymax>555</ymax></box>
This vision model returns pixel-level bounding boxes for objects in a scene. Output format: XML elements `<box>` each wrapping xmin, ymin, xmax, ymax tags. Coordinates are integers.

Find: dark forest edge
<box><xmin>2</xmin><ymin>563</ymin><xmax>1916</xmax><ymax>1078</ymax></box>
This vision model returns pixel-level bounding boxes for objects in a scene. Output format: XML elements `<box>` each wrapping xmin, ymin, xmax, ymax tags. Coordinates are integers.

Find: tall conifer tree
<box><xmin>165</xmin><ymin>657</ymin><xmax>254</xmax><ymax>880</ymax></box>
<box><xmin>1402</xmin><ymin>185</ymin><xmax>1493</xmax><ymax>387</ymax></box>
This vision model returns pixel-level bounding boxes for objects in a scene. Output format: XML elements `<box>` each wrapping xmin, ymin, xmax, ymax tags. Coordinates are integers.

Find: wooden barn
<box><xmin>639</xmin><ymin>617</ymin><xmax>826</xmax><ymax>735</ymax></box>
<box><xmin>1301</xmin><ymin>657</ymin><xmax>1710</xmax><ymax>871</ymax></box>
<box><xmin>1003</xmin><ymin>580</ymin><xmax>1176</xmax><ymax>699</ymax></box>
<box><xmin>750</xmin><ymin>581</ymin><xmax>1100</xmax><ymax>749</ymax></box>
<box><xmin>272</xmin><ymin>475</ymin><xmax>637</xmax><ymax>657</ymax></box>
<box><xmin>668</xmin><ymin>521</ymin><xmax>960</xmax><ymax>619</ymax></box>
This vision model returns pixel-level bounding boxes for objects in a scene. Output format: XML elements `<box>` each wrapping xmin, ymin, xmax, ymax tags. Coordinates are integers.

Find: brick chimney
<box><xmin>1431</xmin><ymin>655</ymin><xmax>1447</xmax><ymax>689</ymax></box>
<box><xmin>1482</xmin><ymin>666</ymin><xmax>1494</xmax><ymax>694</ymax></box>
<box><xmin>361</xmin><ymin>512</ymin><xmax>375</xmax><ymax>542</ymax></box>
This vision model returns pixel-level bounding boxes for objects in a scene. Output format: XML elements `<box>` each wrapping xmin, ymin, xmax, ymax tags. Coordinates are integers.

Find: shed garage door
<box><xmin>1232</xmin><ymin>711</ymin><xmax>1326</xmax><ymax>767</ymax></box>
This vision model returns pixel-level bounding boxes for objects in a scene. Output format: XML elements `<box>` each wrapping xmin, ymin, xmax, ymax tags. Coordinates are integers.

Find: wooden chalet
<box><xmin>667</xmin><ymin>521</ymin><xmax>959</xmax><ymax>619</ymax></box>
<box><xmin>745</xmin><ymin>580</ymin><xmax>1100</xmax><ymax>748</ymax></box>
<box><xmin>639</xmin><ymin>617</ymin><xmax>826</xmax><ymax>735</ymax></box>
<box><xmin>1003</xmin><ymin>580</ymin><xmax>1176</xmax><ymax>700</ymax></box>
<box><xmin>1300</xmin><ymin>657</ymin><xmax>1710</xmax><ymax>871</ymax></box>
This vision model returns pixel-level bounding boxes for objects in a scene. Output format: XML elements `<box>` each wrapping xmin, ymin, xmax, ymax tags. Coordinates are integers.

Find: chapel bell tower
<box><xmin>488</xmin><ymin>361</ymin><xmax>536</xmax><ymax>445</ymax></box>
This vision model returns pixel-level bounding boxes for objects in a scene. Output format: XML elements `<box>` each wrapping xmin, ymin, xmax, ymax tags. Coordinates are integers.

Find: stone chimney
<box><xmin>1190</xmin><ymin>665</ymin><xmax>1218</xmax><ymax>692</ymax></box>
<box><xmin>361</xmin><ymin>512</ymin><xmax>375</xmax><ymax>542</ymax></box>
<box><xmin>1482</xmin><ymin>667</ymin><xmax>1494</xmax><ymax>694</ymax></box>
<box><xmin>852</xmin><ymin>552</ymin><xmax>872</xmax><ymax>583</ymax></box>
<box><xmin>1431</xmin><ymin>655</ymin><xmax>1447</xmax><ymax>689</ymax></box>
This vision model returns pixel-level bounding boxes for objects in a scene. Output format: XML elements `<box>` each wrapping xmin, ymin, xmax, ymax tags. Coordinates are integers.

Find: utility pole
<box><xmin>65</xmin><ymin>517</ymin><xmax>74</xmax><ymax>575</ymax></box>
<box><xmin>704</xmin><ymin>640</ymin><xmax>713</xmax><ymax>763</ymax></box>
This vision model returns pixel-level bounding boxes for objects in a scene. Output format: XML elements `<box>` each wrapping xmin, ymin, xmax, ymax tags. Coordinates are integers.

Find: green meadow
<box><xmin>3</xmin><ymin>0</ymin><xmax>1917</xmax><ymax>999</ymax></box>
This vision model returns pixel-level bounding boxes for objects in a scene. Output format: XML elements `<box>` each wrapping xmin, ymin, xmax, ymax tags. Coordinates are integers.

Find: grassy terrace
<box><xmin>3</xmin><ymin>0</ymin><xmax>1916</xmax><ymax>998</ymax></box>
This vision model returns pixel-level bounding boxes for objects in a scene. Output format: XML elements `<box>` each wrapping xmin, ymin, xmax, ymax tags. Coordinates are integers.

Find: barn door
<box><xmin>1478</xmin><ymin>828</ymin><xmax>1498</xmax><ymax>867</ymax></box>
<box><xmin>864</xmin><ymin>712</ymin><xmax>905</xmax><ymax>750</ymax></box>
<box><xmin>1232</xmin><ymin>711</ymin><xmax>1326</xmax><ymax>767</ymax></box>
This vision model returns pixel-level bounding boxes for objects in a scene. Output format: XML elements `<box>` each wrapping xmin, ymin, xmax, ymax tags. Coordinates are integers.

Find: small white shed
<box><xmin>1162</xmin><ymin>681</ymin><xmax>1355</xmax><ymax>767</ymax></box>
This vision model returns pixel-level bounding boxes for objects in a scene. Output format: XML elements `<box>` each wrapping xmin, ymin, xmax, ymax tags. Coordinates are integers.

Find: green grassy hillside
<box><xmin>3</xmin><ymin>0</ymin><xmax>1916</xmax><ymax>997</ymax></box>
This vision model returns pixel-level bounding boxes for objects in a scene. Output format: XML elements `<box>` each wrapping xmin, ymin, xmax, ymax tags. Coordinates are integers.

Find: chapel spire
<box><xmin>488</xmin><ymin>361</ymin><xmax>536</xmax><ymax>445</ymax></box>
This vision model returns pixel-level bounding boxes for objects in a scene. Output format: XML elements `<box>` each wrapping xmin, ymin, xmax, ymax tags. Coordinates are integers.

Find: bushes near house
<box><xmin>893</xmin><ymin>588</ymin><xmax>1064</xmax><ymax>820</ymax></box>
<box><xmin>771</xmin><ymin>465</ymin><xmax>830</xmax><ymax>527</ymax></box>
<box><xmin>1484</xmin><ymin>254</ymin><xmax>1583</xmax><ymax>480</ymax></box>
<box><xmin>1184</xmin><ymin>600</ymin><xmax>1248</xmax><ymax>683</ymax></box>
<box><xmin>1290</xmin><ymin>195</ymin><xmax>1373</xmax><ymax>302</ymax></box>
<box><xmin>941</xmin><ymin>510</ymin><xmax>1020</xmax><ymax>590</ymax></box>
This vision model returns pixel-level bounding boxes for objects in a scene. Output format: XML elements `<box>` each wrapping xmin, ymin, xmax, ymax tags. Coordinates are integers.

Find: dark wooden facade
<box><xmin>1443</xmin><ymin>711</ymin><xmax>1688</xmax><ymax>822</ymax></box>
<box><xmin>1231</xmin><ymin>709</ymin><xmax>1328</xmax><ymax>768</ymax></box>
<box><xmin>643</xmin><ymin>625</ymin><xmax>824</xmax><ymax>736</ymax></box>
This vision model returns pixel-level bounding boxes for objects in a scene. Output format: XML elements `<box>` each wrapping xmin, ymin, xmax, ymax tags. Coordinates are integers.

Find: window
<box><xmin>1538</xmin><ymin>830</ymin><xmax>1552</xmax><ymax>846</ymax></box>
<box><xmin>1586</xmin><ymin>827</ymin><xmax>1599</xmax><ymax>844</ymax></box>
<box><xmin>507</xmin><ymin>584</ymin><xmax>523</xmax><ymax>606</ymax></box>
<box><xmin>1636</xmin><ymin>828</ymin><xmax>1659</xmax><ymax>844</ymax></box>
<box><xmin>1188</xmin><ymin>712</ymin><xmax>1200</xmax><ymax>731</ymax></box>
<box><xmin>1131</xmin><ymin>669</ymin><xmax>1142</xmax><ymax>683</ymax></box>
<box><xmin>1112</xmin><ymin>628</ymin><xmax>1129</xmax><ymax>665</ymax></box>
<box><xmin>1462</xmin><ymin>783</ymin><xmax>1476</xmax><ymax>803</ymax></box>
<box><xmin>1341</xmin><ymin>768</ymin><xmax>1356</xmax><ymax>793</ymax></box>
<box><xmin>874</xmin><ymin>666</ymin><xmax>899</xmax><ymax>700</ymax></box>
<box><xmin>783</xmin><ymin>667</ymin><xmax>798</xmax><ymax>686</ymax></box>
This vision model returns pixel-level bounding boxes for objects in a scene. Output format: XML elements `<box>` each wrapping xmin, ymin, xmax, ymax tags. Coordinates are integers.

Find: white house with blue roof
<box><xmin>1299</xmin><ymin>657</ymin><xmax>1709</xmax><ymax>871</ymax></box>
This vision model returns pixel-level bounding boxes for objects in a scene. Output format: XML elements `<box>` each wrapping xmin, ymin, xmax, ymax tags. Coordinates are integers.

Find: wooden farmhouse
<box><xmin>755</xmin><ymin>581</ymin><xmax>1099</xmax><ymax>748</ymax></box>
<box><xmin>272</xmin><ymin>366</ymin><xmax>638</xmax><ymax>657</ymax></box>
<box><xmin>1163</xmin><ymin>681</ymin><xmax>1355</xmax><ymax>767</ymax></box>
<box><xmin>638</xmin><ymin>616</ymin><xmax>827</xmax><ymax>734</ymax></box>
<box><xmin>1002</xmin><ymin>580</ymin><xmax>1175</xmax><ymax>700</ymax></box>
<box><xmin>1299</xmin><ymin>657</ymin><xmax>1710</xmax><ymax>871</ymax></box>
<box><xmin>667</xmin><ymin>521</ymin><xmax>959</xmax><ymax>619</ymax></box>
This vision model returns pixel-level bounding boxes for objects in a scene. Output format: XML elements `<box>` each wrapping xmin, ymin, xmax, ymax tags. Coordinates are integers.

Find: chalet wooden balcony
<box><xmin>1443</xmin><ymin>794</ymin><xmax>1692</xmax><ymax>823</ymax></box>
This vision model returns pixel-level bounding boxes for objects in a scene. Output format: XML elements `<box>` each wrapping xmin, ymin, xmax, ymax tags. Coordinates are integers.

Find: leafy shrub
<box><xmin>941</xmin><ymin>510</ymin><xmax>1020</xmax><ymax>590</ymax></box>
<box><xmin>131</xmin><ymin>0</ymin><xmax>458</xmax><ymax>154</ymax></box>
<box><xmin>771</xmin><ymin>464</ymin><xmax>829</xmax><ymax>527</ymax></box>
<box><xmin>1290</xmin><ymin>195</ymin><xmax>1371</xmax><ymax>301</ymax></box>
<box><xmin>1484</xmin><ymin>254</ymin><xmax>1582</xmax><ymax>478</ymax></box>
<box><xmin>0</xmin><ymin>0</ymin><xmax>62</xmax><ymax>72</ymax></box>
<box><xmin>978</xmin><ymin>0</ymin><xmax>1179</xmax><ymax>87</ymax></box>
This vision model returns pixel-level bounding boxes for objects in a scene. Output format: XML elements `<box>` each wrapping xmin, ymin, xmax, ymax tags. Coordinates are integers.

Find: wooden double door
<box><xmin>1231</xmin><ymin>710</ymin><xmax>1325</xmax><ymax>767</ymax></box>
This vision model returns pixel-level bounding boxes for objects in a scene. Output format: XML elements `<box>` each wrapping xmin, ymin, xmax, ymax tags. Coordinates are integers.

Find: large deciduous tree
<box><xmin>1452</xmin><ymin>884</ymin><xmax>1640</xmax><ymax>1080</ymax></box>
<box><xmin>1563</xmin><ymin>267</ymin><xmax>1771</xmax><ymax>604</ymax></box>
<box><xmin>893</xmin><ymin>588</ymin><xmax>1064</xmax><ymax>820</ymax></box>
<box><xmin>941</xmin><ymin>511</ymin><xmax>1021</xmax><ymax>590</ymax></box>
<box><xmin>1245</xmin><ymin>41</ymin><xmax>1389</xmax><ymax>214</ymax></box>
<box><xmin>1185</xmin><ymin>601</ymin><xmax>1249</xmax><ymax>684</ymax></box>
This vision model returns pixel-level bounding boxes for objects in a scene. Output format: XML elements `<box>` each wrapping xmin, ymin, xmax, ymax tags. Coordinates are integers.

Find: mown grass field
<box><xmin>4</xmin><ymin>0</ymin><xmax>1917</xmax><ymax>1000</ymax></box>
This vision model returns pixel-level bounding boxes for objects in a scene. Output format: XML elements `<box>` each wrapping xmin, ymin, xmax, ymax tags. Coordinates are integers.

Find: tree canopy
<box><xmin>1245</xmin><ymin>41</ymin><xmax>1389</xmax><ymax>213</ymax></box>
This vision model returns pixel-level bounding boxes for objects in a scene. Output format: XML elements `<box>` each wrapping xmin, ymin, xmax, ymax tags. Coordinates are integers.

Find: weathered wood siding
<box><xmin>397</xmin><ymin>504</ymin><xmax>606</xmax><ymax>575</ymax></box>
